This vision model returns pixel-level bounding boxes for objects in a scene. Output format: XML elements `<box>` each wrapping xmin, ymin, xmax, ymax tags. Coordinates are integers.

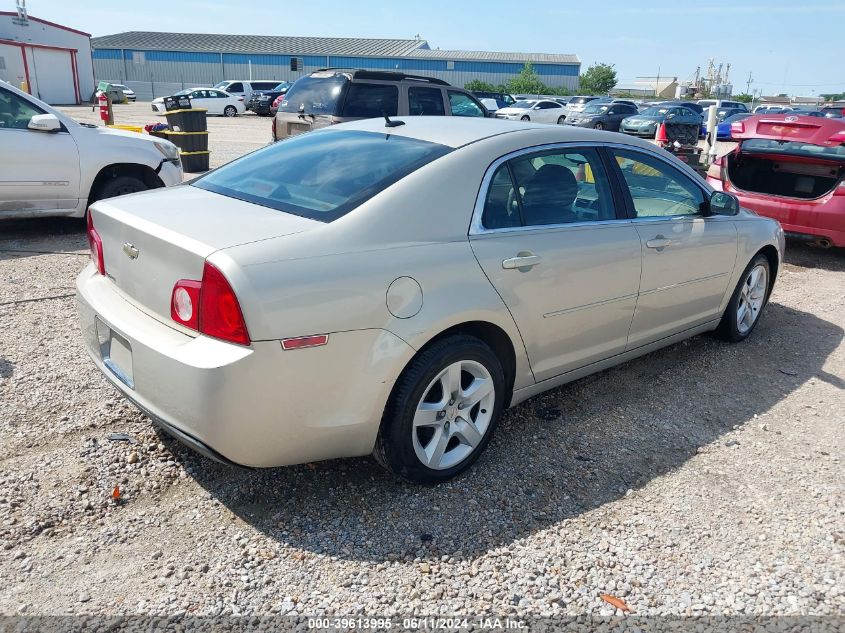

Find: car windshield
<box><xmin>583</xmin><ymin>104</ymin><xmax>610</xmax><ymax>114</ymax></box>
<box><xmin>511</xmin><ymin>101</ymin><xmax>536</xmax><ymax>109</ymax></box>
<box><xmin>569</xmin><ymin>97</ymin><xmax>593</xmax><ymax>105</ymax></box>
<box><xmin>742</xmin><ymin>138</ymin><xmax>845</xmax><ymax>161</ymax></box>
<box><xmin>193</xmin><ymin>130</ymin><xmax>452</xmax><ymax>222</ymax></box>
<box><xmin>277</xmin><ymin>75</ymin><xmax>349</xmax><ymax>115</ymax></box>
<box><xmin>724</xmin><ymin>113</ymin><xmax>751</xmax><ymax>123</ymax></box>
<box><xmin>172</xmin><ymin>89</ymin><xmax>192</xmax><ymax>96</ymax></box>
<box><xmin>273</xmin><ymin>82</ymin><xmax>290</xmax><ymax>91</ymax></box>
<box><xmin>213</xmin><ymin>82</ymin><xmax>228</xmax><ymax>90</ymax></box>
<box><xmin>640</xmin><ymin>107</ymin><xmax>669</xmax><ymax>116</ymax></box>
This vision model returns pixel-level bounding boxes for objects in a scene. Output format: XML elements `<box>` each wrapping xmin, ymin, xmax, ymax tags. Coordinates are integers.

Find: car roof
<box><xmin>323</xmin><ymin>116</ymin><xmax>665</xmax><ymax>151</ymax></box>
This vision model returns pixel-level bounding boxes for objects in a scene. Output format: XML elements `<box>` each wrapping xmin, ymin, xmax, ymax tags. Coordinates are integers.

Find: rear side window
<box><xmin>227</xmin><ymin>83</ymin><xmax>244</xmax><ymax>93</ymax></box>
<box><xmin>482</xmin><ymin>148</ymin><xmax>615</xmax><ymax>228</ymax></box>
<box><xmin>448</xmin><ymin>91</ymin><xmax>485</xmax><ymax>117</ymax></box>
<box><xmin>193</xmin><ymin>130</ymin><xmax>451</xmax><ymax>222</ymax></box>
<box><xmin>341</xmin><ymin>83</ymin><xmax>398</xmax><ymax>118</ymax></box>
<box><xmin>252</xmin><ymin>81</ymin><xmax>278</xmax><ymax>91</ymax></box>
<box><xmin>408</xmin><ymin>87</ymin><xmax>445</xmax><ymax>116</ymax></box>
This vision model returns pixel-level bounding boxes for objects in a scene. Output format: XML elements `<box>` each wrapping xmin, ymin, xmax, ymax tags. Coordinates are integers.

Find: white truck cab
<box><xmin>0</xmin><ymin>81</ymin><xmax>182</xmax><ymax>219</ymax></box>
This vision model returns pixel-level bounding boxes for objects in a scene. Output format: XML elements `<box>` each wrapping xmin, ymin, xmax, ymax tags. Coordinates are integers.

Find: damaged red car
<box><xmin>707</xmin><ymin>114</ymin><xmax>845</xmax><ymax>248</ymax></box>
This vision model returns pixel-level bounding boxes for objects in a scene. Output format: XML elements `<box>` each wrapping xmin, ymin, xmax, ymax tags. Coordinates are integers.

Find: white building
<box><xmin>0</xmin><ymin>7</ymin><xmax>94</xmax><ymax>104</ymax></box>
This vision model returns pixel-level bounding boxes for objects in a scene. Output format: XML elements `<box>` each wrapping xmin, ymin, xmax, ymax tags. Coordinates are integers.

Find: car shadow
<box><xmin>0</xmin><ymin>217</ymin><xmax>87</xmax><ymax>261</ymax></box>
<box><xmin>784</xmin><ymin>240</ymin><xmax>845</xmax><ymax>272</ymax></box>
<box><xmin>159</xmin><ymin>302</ymin><xmax>841</xmax><ymax>563</ymax></box>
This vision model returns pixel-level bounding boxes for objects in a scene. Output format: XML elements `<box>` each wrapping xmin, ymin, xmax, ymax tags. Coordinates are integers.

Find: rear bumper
<box><xmin>76</xmin><ymin>265</ymin><xmax>414</xmax><ymax>467</ymax></box>
<box><xmin>713</xmin><ymin>181</ymin><xmax>845</xmax><ymax>247</ymax></box>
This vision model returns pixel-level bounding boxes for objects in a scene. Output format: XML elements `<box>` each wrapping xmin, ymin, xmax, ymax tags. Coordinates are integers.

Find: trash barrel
<box><xmin>162</xmin><ymin>130</ymin><xmax>209</xmax><ymax>153</ymax></box>
<box><xmin>164</xmin><ymin>108</ymin><xmax>208</xmax><ymax>133</ymax></box>
<box><xmin>162</xmin><ymin>107</ymin><xmax>210</xmax><ymax>173</ymax></box>
<box><xmin>179</xmin><ymin>151</ymin><xmax>211</xmax><ymax>173</ymax></box>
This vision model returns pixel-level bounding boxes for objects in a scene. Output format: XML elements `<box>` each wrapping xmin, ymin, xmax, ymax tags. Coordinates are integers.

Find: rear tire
<box><xmin>715</xmin><ymin>254</ymin><xmax>771</xmax><ymax>342</ymax></box>
<box><xmin>521</xmin><ymin>115</ymin><xmax>530</xmax><ymax>121</ymax></box>
<box><xmin>93</xmin><ymin>176</ymin><xmax>147</xmax><ymax>203</ymax></box>
<box><xmin>557</xmin><ymin>116</ymin><xmax>566</xmax><ymax>124</ymax></box>
<box><xmin>224</xmin><ymin>105</ymin><xmax>237</xmax><ymax>117</ymax></box>
<box><xmin>594</xmin><ymin>122</ymin><xmax>605</xmax><ymax>130</ymax></box>
<box><xmin>374</xmin><ymin>335</ymin><xmax>505</xmax><ymax>484</ymax></box>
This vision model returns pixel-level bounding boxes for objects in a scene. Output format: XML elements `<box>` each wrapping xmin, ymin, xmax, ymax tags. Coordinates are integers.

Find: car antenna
<box><xmin>384</xmin><ymin>113</ymin><xmax>405</xmax><ymax>128</ymax></box>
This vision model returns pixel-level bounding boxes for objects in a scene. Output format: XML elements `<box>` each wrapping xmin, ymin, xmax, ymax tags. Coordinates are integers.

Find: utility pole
<box><xmin>745</xmin><ymin>71</ymin><xmax>753</xmax><ymax>95</ymax></box>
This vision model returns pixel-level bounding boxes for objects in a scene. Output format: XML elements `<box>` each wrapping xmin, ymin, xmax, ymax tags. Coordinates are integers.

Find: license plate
<box><xmin>96</xmin><ymin>318</ymin><xmax>134</xmax><ymax>389</ymax></box>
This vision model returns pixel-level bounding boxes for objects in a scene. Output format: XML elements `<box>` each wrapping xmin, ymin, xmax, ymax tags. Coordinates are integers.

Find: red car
<box><xmin>707</xmin><ymin>114</ymin><xmax>845</xmax><ymax>248</ymax></box>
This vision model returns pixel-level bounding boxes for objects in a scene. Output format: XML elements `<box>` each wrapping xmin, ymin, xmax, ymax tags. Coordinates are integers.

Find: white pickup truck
<box><xmin>0</xmin><ymin>81</ymin><xmax>182</xmax><ymax>220</ymax></box>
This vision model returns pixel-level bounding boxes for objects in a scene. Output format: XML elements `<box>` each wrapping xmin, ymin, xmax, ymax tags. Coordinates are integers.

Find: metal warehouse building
<box><xmin>0</xmin><ymin>9</ymin><xmax>94</xmax><ymax>104</ymax></box>
<box><xmin>90</xmin><ymin>32</ymin><xmax>580</xmax><ymax>100</ymax></box>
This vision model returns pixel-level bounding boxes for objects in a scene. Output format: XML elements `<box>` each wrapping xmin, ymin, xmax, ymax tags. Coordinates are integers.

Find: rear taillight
<box><xmin>169</xmin><ymin>262</ymin><xmax>250</xmax><ymax>346</ymax></box>
<box><xmin>827</xmin><ymin>130</ymin><xmax>845</xmax><ymax>143</ymax></box>
<box><xmin>835</xmin><ymin>181</ymin><xmax>845</xmax><ymax>196</ymax></box>
<box><xmin>730</xmin><ymin>121</ymin><xmax>745</xmax><ymax>136</ymax></box>
<box><xmin>170</xmin><ymin>279</ymin><xmax>201</xmax><ymax>330</ymax></box>
<box><xmin>86</xmin><ymin>211</ymin><xmax>105</xmax><ymax>275</ymax></box>
<box><xmin>706</xmin><ymin>154</ymin><xmax>725</xmax><ymax>182</ymax></box>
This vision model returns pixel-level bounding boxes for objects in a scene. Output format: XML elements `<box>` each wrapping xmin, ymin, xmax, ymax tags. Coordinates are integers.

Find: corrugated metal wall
<box><xmin>94</xmin><ymin>48</ymin><xmax>580</xmax><ymax>99</ymax></box>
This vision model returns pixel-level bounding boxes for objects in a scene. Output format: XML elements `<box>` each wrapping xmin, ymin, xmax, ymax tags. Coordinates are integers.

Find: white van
<box><xmin>0</xmin><ymin>82</ymin><xmax>182</xmax><ymax>219</ymax></box>
<box><xmin>213</xmin><ymin>80</ymin><xmax>281</xmax><ymax>100</ymax></box>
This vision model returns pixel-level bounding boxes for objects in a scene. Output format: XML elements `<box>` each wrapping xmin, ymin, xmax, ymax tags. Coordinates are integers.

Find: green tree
<box><xmin>506</xmin><ymin>62</ymin><xmax>549</xmax><ymax>96</ymax></box>
<box><xmin>464</xmin><ymin>79</ymin><xmax>498</xmax><ymax>92</ymax></box>
<box><xmin>732</xmin><ymin>93</ymin><xmax>754</xmax><ymax>103</ymax></box>
<box><xmin>578</xmin><ymin>62</ymin><xmax>618</xmax><ymax>95</ymax></box>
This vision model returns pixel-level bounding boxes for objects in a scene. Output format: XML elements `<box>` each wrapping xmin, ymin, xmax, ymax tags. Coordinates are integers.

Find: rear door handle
<box><xmin>502</xmin><ymin>254</ymin><xmax>541</xmax><ymax>270</ymax></box>
<box><xmin>646</xmin><ymin>235</ymin><xmax>673</xmax><ymax>251</ymax></box>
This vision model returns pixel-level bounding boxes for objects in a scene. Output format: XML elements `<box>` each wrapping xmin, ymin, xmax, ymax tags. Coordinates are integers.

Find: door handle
<box><xmin>502</xmin><ymin>253</ymin><xmax>541</xmax><ymax>270</ymax></box>
<box><xmin>646</xmin><ymin>235</ymin><xmax>673</xmax><ymax>251</ymax></box>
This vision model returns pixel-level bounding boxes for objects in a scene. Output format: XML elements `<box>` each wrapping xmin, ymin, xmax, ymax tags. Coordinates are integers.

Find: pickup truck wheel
<box><xmin>94</xmin><ymin>176</ymin><xmax>147</xmax><ymax>202</ymax></box>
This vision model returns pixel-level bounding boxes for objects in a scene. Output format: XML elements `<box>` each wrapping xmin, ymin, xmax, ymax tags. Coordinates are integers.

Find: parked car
<box><xmin>152</xmin><ymin>88</ymin><xmax>246</xmax><ymax>117</ymax></box>
<box><xmin>820</xmin><ymin>106</ymin><xmax>845</xmax><ymax>119</ymax></box>
<box><xmin>565</xmin><ymin>101</ymin><xmax>639</xmax><ymax>130</ymax></box>
<box><xmin>790</xmin><ymin>109</ymin><xmax>826</xmax><ymax>118</ymax></box>
<box><xmin>707</xmin><ymin>114</ymin><xmax>845</xmax><ymax>248</ymax></box>
<box><xmin>495</xmin><ymin>99</ymin><xmax>567</xmax><ymax>124</ymax></box>
<box><xmin>247</xmin><ymin>82</ymin><xmax>291</xmax><ymax>116</ymax></box>
<box><xmin>563</xmin><ymin>96</ymin><xmax>604</xmax><ymax>116</ymax></box>
<box><xmin>697</xmin><ymin>99</ymin><xmax>748</xmax><ymax>112</ymax></box>
<box><xmin>717</xmin><ymin>112</ymin><xmax>752</xmax><ymax>140</ymax></box>
<box><xmin>272</xmin><ymin>70</ymin><xmax>488</xmax><ymax>141</ymax></box>
<box><xmin>479</xmin><ymin>98</ymin><xmax>508</xmax><ymax>113</ymax></box>
<box><xmin>213</xmin><ymin>80</ymin><xmax>280</xmax><ymax>101</ymax></box>
<box><xmin>0</xmin><ymin>82</ymin><xmax>182</xmax><ymax>220</ymax></box>
<box><xmin>109</xmin><ymin>83</ymin><xmax>136</xmax><ymax>103</ymax></box>
<box><xmin>77</xmin><ymin>117</ymin><xmax>782</xmax><ymax>483</ymax></box>
<box><xmin>620</xmin><ymin>104</ymin><xmax>701</xmax><ymax>137</ymax></box>
<box><xmin>663</xmin><ymin>101</ymin><xmax>705</xmax><ymax>115</ymax></box>
<box><xmin>471</xmin><ymin>91</ymin><xmax>516</xmax><ymax>106</ymax></box>
<box><xmin>753</xmin><ymin>105</ymin><xmax>794</xmax><ymax>114</ymax></box>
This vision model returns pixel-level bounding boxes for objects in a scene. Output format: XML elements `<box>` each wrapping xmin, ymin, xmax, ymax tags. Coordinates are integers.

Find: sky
<box><xmin>15</xmin><ymin>0</ymin><xmax>843</xmax><ymax>95</ymax></box>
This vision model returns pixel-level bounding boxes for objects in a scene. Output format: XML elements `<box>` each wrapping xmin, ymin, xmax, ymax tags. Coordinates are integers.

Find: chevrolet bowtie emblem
<box><xmin>122</xmin><ymin>242</ymin><xmax>139</xmax><ymax>260</ymax></box>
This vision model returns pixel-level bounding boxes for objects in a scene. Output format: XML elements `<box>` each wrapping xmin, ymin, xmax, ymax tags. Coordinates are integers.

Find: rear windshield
<box><xmin>742</xmin><ymin>138</ymin><xmax>845</xmax><ymax>161</ymax></box>
<box><xmin>640</xmin><ymin>107</ymin><xmax>669</xmax><ymax>116</ymax></box>
<box><xmin>277</xmin><ymin>75</ymin><xmax>348</xmax><ymax>115</ymax></box>
<box><xmin>193</xmin><ymin>130</ymin><xmax>452</xmax><ymax>222</ymax></box>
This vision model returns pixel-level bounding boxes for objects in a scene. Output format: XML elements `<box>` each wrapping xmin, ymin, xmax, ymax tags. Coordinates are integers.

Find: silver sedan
<box><xmin>76</xmin><ymin>118</ymin><xmax>784</xmax><ymax>483</ymax></box>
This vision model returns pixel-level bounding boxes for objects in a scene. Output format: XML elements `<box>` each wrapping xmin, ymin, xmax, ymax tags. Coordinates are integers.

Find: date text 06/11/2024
<box><xmin>307</xmin><ymin>617</ymin><xmax>527</xmax><ymax>629</ymax></box>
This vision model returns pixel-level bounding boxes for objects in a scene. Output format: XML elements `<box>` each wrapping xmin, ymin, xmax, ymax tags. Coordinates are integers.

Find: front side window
<box><xmin>0</xmin><ymin>88</ymin><xmax>44</xmax><ymax>130</ymax></box>
<box><xmin>481</xmin><ymin>148</ymin><xmax>615</xmax><ymax>228</ymax></box>
<box><xmin>408</xmin><ymin>87</ymin><xmax>445</xmax><ymax>116</ymax></box>
<box><xmin>448</xmin><ymin>91</ymin><xmax>485</xmax><ymax>117</ymax></box>
<box><xmin>612</xmin><ymin>149</ymin><xmax>705</xmax><ymax>218</ymax></box>
<box><xmin>341</xmin><ymin>83</ymin><xmax>398</xmax><ymax>118</ymax></box>
<box><xmin>193</xmin><ymin>130</ymin><xmax>451</xmax><ymax>222</ymax></box>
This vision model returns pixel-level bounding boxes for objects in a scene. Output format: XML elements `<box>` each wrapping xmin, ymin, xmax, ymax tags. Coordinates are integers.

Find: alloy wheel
<box><xmin>412</xmin><ymin>360</ymin><xmax>495</xmax><ymax>470</ymax></box>
<box><xmin>736</xmin><ymin>264</ymin><xmax>768</xmax><ymax>334</ymax></box>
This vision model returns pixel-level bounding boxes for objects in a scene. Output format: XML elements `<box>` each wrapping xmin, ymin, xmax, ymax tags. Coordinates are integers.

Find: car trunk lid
<box><xmin>91</xmin><ymin>185</ymin><xmax>320</xmax><ymax>326</ymax></box>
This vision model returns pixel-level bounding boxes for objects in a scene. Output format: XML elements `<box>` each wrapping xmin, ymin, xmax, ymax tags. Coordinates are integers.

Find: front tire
<box><xmin>594</xmin><ymin>122</ymin><xmax>605</xmax><ymax>130</ymax></box>
<box><xmin>521</xmin><ymin>115</ymin><xmax>530</xmax><ymax>121</ymax></box>
<box><xmin>557</xmin><ymin>116</ymin><xmax>566</xmax><ymax>124</ymax></box>
<box><xmin>716</xmin><ymin>254</ymin><xmax>771</xmax><ymax>342</ymax></box>
<box><xmin>374</xmin><ymin>335</ymin><xmax>505</xmax><ymax>484</ymax></box>
<box><xmin>94</xmin><ymin>176</ymin><xmax>147</xmax><ymax>202</ymax></box>
<box><xmin>224</xmin><ymin>105</ymin><xmax>237</xmax><ymax>117</ymax></box>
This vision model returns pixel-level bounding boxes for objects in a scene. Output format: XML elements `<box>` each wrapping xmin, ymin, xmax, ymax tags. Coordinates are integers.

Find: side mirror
<box><xmin>709</xmin><ymin>191</ymin><xmax>740</xmax><ymax>216</ymax></box>
<box><xmin>28</xmin><ymin>114</ymin><xmax>62</xmax><ymax>132</ymax></box>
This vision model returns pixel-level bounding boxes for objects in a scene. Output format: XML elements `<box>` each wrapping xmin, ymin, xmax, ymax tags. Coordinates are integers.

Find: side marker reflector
<box><xmin>281</xmin><ymin>334</ymin><xmax>329</xmax><ymax>350</ymax></box>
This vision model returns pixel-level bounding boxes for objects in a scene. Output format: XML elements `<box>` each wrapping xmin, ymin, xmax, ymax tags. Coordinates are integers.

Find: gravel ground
<box><xmin>1</xmin><ymin>225</ymin><xmax>843</xmax><ymax>615</ymax></box>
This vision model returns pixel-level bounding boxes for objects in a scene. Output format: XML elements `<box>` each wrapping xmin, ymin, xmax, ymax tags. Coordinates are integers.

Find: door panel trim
<box><xmin>543</xmin><ymin>292</ymin><xmax>638</xmax><ymax>318</ymax></box>
<box><xmin>639</xmin><ymin>271</ymin><xmax>729</xmax><ymax>296</ymax></box>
